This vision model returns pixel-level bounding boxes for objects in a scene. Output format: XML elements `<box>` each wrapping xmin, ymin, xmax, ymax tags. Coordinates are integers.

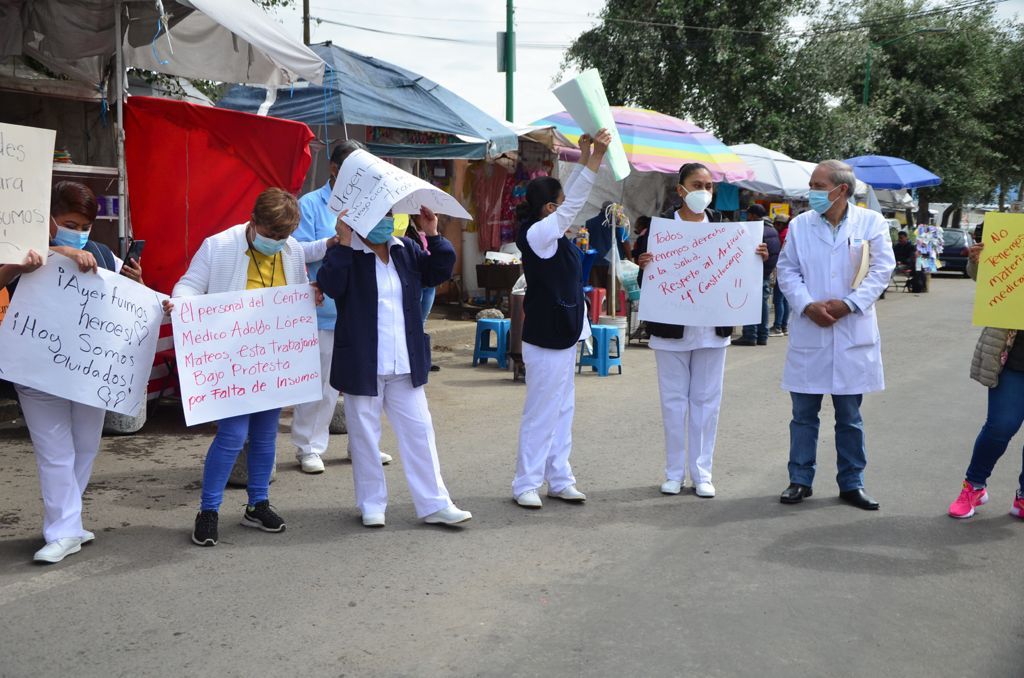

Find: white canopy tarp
<box><xmin>729</xmin><ymin>143</ymin><xmax>814</xmax><ymax>198</ymax></box>
<box><xmin>0</xmin><ymin>0</ymin><xmax>324</xmax><ymax>87</ymax></box>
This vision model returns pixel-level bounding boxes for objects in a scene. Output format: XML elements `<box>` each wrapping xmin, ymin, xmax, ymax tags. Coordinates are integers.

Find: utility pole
<box><xmin>505</xmin><ymin>0</ymin><xmax>515</xmax><ymax>122</ymax></box>
<box><xmin>303</xmin><ymin>0</ymin><xmax>311</xmax><ymax>45</ymax></box>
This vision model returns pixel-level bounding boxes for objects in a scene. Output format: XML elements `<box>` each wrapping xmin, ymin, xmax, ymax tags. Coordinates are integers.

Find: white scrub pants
<box><xmin>513</xmin><ymin>341</ymin><xmax>578</xmax><ymax>497</ymax></box>
<box><xmin>15</xmin><ymin>385</ymin><xmax>105</xmax><ymax>543</ymax></box>
<box><xmin>291</xmin><ymin>329</ymin><xmax>341</xmax><ymax>458</ymax></box>
<box><xmin>655</xmin><ymin>348</ymin><xmax>727</xmax><ymax>485</ymax></box>
<box><xmin>343</xmin><ymin>374</ymin><xmax>452</xmax><ymax>518</ymax></box>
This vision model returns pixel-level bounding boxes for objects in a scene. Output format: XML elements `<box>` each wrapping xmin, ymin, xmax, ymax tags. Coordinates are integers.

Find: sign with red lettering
<box><xmin>638</xmin><ymin>217</ymin><xmax>763</xmax><ymax>327</ymax></box>
<box><xmin>972</xmin><ymin>212</ymin><xmax>1024</xmax><ymax>329</ymax></box>
<box><xmin>0</xmin><ymin>252</ymin><xmax>164</xmax><ymax>415</ymax></box>
<box><xmin>171</xmin><ymin>284</ymin><xmax>321</xmax><ymax>425</ymax></box>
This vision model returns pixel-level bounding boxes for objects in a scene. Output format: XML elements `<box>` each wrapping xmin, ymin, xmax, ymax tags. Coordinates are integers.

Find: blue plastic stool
<box><xmin>473</xmin><ymin>318</ymin><xmax>511</xmax><ymax>369</ymax></box>
<box><xmin>577</xmin><ymin>325</ymin><xmax>623</xmax><ymax>377</ymax></box>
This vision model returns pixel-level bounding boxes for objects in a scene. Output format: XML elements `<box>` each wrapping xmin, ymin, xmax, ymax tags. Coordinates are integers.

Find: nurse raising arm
<box><xmin>525</xmin><ymin>129</ymin><xmax>612</xmax><ymax>260</ymax></box>
<box><xmin>317</xmin><ymin>209</ymin><xmax>355</xmax><ymax>301</ymax></box>
<box><xmin>412</xmin><ymin>206</ymin><xmax>457</xmax><ymax>288</ymax></box>
<box><xmin>0</xmin><ymin>249</ymin><xmax>44</xmax><ymax>288</ymax></box>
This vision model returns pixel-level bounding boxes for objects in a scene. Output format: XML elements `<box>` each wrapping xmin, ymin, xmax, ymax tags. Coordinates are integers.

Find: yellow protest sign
<box><xmin>769</xmin><ymin>203</ymin><xmax>789</xmax><ymax>219</ymax></box>
<box><xmin>972</xmin><ymin>212</ymin><xmax>1024</xmax><ymax>329</ymax></box>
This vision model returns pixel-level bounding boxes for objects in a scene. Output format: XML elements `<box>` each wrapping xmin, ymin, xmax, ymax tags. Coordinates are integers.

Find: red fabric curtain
<box><xmin>125</xmin><ymin>96</ymin><xmax>314</xmax><ymax>295</ymax></box>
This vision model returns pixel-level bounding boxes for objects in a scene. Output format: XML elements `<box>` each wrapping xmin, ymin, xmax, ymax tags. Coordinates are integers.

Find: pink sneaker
<box><xmin>1010</xmin><ymin>495</ymin><xmax>1024</xmax><ymax>519</ymax></box>
<box><xmin>948</xmin><ymin>480</ymin><xmax>988</xmax><ymax>519</ymax></box>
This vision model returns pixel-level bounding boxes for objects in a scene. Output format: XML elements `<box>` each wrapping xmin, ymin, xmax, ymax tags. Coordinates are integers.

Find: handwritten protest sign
<box><xmin>551</xmin><ymin>69</ymin><xmax>631</xmax><ymax>182</ymax></box>
<box><xmin>0</xmin><ymin>253</ymin><xmax>163</xmax><ymax>415</ymax></box>
<box><xmin>638</xmin><ymin>218</ymin><xmax>763</xmax><ymax>327</ymax></box>
<box><xmin>0</xmin><ymin>123</ymin><xmax>55</xmax><ymax>264</ymax></box>
<box><xmin>328</xmin><ymin>150</ymin><xmax>472</xmax><ymax>237</ymax></box>
<box><xmin>171</xmin><ymin>285</ymin><xmax>322</xmax><ymax>426</ymax></box>
<box><xmin>972</xmin><ymin>212</ymin><xmax>1024</xmax><ymax>329</ymax></box>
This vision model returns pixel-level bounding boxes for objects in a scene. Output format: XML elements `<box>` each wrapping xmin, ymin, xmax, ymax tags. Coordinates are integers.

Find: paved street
<box><xmin>0</xmin><ymin>276</ymin><xmax>1021</xmax><ymax>678</ymax></box>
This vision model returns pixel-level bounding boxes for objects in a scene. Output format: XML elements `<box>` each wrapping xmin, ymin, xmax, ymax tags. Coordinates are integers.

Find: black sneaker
<box><xmin>241</xmin><ymin>501</ymin><xmax>286</xmax><ymax>533</ymax></box>
<box><xmin>192</xmin><ymin>510</ymin><xmax>219</xmax><ymax>546</ymax></box>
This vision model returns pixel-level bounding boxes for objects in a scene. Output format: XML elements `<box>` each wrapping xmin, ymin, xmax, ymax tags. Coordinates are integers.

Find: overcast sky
<box><xmin>271</xmin><ymin>1</ymin><xmax>1024</xmax><ymax>127</ymax></box>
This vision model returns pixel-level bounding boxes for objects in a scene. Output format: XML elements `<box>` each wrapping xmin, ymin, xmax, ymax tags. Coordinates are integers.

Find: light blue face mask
<box><xmin>365</xmin><ymin>217</ymin><xmax>395</xmax><ymax>245</ymax></box>
<box><xmin>54</xmin><ymin>225</ymin><xmax>90</xmax><ymax>249</ymax></box>
<box><xmin>252</xmin><ymin>232</ymin><xmax>287</xmax><ymax>256</ymax></box>
<box><xmin>808</xmin><ymin>187</ymin><xmax>839</xmax><ymax>214</ymax></box>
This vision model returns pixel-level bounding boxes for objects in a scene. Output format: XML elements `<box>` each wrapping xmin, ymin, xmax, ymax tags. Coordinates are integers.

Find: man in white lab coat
<box><xmin>776</xmin><ymin>160</ymin><xmax>896</xmax><ymax>510</ymax></box>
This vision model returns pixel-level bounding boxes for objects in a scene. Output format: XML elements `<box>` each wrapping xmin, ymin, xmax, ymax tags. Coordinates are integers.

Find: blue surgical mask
<box><xmin>808</xmin><ymin>187</ymin><xmax>838</xmax><ymax>214</ymax></box>
<box><xmin>252</xmin><ymin>232</ymin><xmax>287</xmax><ymax>256</ymax></box>
<box><xmin>365</xmin><ymin>217</ymin><xmax>394</xmax><ymax>245</ymax></box>
<box><xmin>54</xmin><ymin>225</ymin><xmax>90</xmax><ymax>249</ymax></box>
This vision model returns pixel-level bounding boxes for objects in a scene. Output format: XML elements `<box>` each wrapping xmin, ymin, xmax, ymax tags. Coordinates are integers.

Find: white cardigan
<box><xmin>172</xmin><ymin>223</ymin><xmax>311</xmax><ymax>297</ymax></box>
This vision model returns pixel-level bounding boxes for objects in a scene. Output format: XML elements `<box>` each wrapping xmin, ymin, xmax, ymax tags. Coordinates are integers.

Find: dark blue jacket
<box><xmin>317</xmin><ymin>235</ymin><xmax>455</xmax><ymax>397</ymax></box>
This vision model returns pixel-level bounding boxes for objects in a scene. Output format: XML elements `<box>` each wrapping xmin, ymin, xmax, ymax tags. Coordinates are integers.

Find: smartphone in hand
<box><xmin>127</xmin><ymin>239</ymin><xmax>146</xmax><ymax>263</ymax></box>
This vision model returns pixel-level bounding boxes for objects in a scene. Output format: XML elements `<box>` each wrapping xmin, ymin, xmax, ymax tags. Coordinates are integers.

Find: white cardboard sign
<box><xmin>0</xmin><ymin>253</ymin><xmax>164</xmax><ymax>415</ymax></box>
<box><xmin>171</xmin><ymin>285</ymin><xmax>322</xmax><ymax>426</ymax></box>
<box><xmin>0</xmin><ymin>122</ymin><xmax>55</xmax><ymax>264</ymax></box>
<box><xmin>327</xmin><ymin>149</ymin><xmax>471</xmax><ymax>237</ymax></box>
<box><xmin>551</xmin><ymin>69</ymin><xmax>631</xmax><ymax>182</ymax></box>
<box><xmin>638</xmin><ymin>218</ymin><xmax>763</xmax><ymax>327</ymax></box>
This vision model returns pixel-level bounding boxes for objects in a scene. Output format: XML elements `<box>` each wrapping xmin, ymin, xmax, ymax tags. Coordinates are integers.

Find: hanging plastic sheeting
<box><xmin>217</xmin><ymin>42</ymin><xmax>517</xmax><ymax>160</ymax></box>
<box><xmin>0</xmin><ymin>0</ymin><xmax>324</xmax><ymax>88</ymax></box>
<box><xmin>124</xmin><ymin>96</ymin><xmax>315</xmax><ymax>295</ymax></box>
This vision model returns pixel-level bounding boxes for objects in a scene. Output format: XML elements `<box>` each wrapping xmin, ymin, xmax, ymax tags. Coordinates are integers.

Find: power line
<box><xmin>309</xmin><ymin>16</ymin><xmax>571</xmax><ymax>49</ymax></box>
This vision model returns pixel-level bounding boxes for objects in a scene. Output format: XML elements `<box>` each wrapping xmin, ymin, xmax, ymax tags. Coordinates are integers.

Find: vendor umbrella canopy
<box><xmin>843</xmin><ymin>155</ymin><xmax>942</xmax><ymax>190</ymax></box>
<box><xmin>531</xmin><ymin>107</ymin><xmax>753</xmax><ymax>182</ymax></box>
<box><xmin>729</xmin><ymin>143</ymin><xmax>813</xmax><ymax>198</ymax></box>
<box><xmin>218</xmin><ymin>42</ymin><xmax>518</xmax><ymax>160</ymax></box>
<box><xmin>0</xmin><ymin>0</ymin><xmax>325</xmax><ymax>87</ymax></box>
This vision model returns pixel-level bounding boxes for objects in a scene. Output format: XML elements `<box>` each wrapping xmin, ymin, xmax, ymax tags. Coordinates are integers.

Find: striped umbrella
<box><xmin>531</xmin><ymin>107</ymin><xmax>753</xmax><ymax>182</ymax></box>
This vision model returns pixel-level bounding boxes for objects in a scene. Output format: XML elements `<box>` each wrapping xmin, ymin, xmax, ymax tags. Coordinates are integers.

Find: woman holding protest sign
<box><xmin>947</xmin><ymin>241</ymin><xmax>1024</xmax><ymax>520</ymax></box>
<box><xmin>317</xmin><ymin>204</ymin><xmax>472</xmax><ymax>528</ymax></box>
<box><xmin>0</xmin><ymin>181</ymin><xmax>145</xmax><ymax>563</ymax></box>
<box><xmin>169</xmin><ymin>188</ymin><xmax>313</xmax><ymax>547</ymax></box>
<box><xmin>635</xmin><ymin>163</ymin><xmax>768</xmax><ymax>500</ymax></box>
<box><xmin>510</xmin><ymin>129</ymin><xmax>611</xmax><ymax>510</ymax></box>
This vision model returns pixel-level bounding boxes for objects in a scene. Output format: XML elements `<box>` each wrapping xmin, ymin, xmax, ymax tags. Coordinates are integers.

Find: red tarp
<box><xmin>125</xmin><ymin>96</ymin><xmax>314</xmax><ymax>295</ymax></box>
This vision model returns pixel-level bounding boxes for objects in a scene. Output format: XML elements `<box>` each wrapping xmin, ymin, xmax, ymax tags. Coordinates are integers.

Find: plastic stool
<box><xmin>473</xmin><ymin>318</ymin><xmax>510</xmax><ymax>369</ymax></box>
<box><xmin>577</xmin><ymin>325</ymin><xmax>622</xmax><ymax>377</ymax></box>
<box><xmin>586</xmin><ymin>287</ymin><xmax>607</xmax><ymax>325</ymax></box>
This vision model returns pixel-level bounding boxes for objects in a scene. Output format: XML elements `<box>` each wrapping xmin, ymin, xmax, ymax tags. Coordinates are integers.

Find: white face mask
<box><xmin>682</xmin><ymin>188</ymin><xmax>713</xmax><ymax>213</ymax></box>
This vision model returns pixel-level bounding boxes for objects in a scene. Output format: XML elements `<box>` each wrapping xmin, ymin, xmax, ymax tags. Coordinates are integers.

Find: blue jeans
<box><xmin>788</xmin><ymin>392</ymin><xmax>867</xmax><ymax>491</ymax></box>
<box><xmin>741</xmin><ymin>279</ymin><xmax>772</xmax><ymax>342</ymax></box>
<box><xmin>966</xmin><ymin>368</ymin><xmax>1024</xmax><ymax>492</ymax></box>
<box><xmin>772</xmin><ymin>282</ymin><xmax>790</xmax><ymax>330</ymax></box>
<box><xmin>420</xmin><ymin>286</ymin><xmax>436</xmax><ymax>326</ymax></box>
<box><xmin>200</xmin><ymin>408</ymin><xmax>281</xmax><ymax>511</ymax></box>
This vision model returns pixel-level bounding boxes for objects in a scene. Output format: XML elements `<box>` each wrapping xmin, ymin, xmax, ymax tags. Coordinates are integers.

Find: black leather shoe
<box><xmin>780</xmin><ymin>483</ymin><xmax>813</xmax><ymax>504</ymax></box>
<box><xmin>839</xmin><ymin>488</ymin><xmax>879</xmax><ymax>510</ymax></box>
<box><xmin>732</xmin><ymin>338</ymin><xmax>757</xmax><ymax>346</ymax></box>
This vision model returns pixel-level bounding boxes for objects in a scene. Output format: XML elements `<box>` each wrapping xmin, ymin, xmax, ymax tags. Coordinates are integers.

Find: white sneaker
<box><xmin>298</xmin><ymin>453</ymin><xmax>325</xmax><ymax>474</ymax></box>
<box><xmin>660</xmin><ymin>480</ymin><xmax>682</xmax><ymax>495</ymax></box>
<box><xmin>33</xmin><ymin>537</ymin><xmax>84</xmax><ymax>564</ymax></box>
<box><xmin>81</xmin><ymin>530</ymin><xmax>95</xmax><ymax>544</ymax></box>
<box><xmin>362</xmin><ymin>512</ymin><xmax>386</xmax><ymax>528</ymax></box>
<box><xmin>695</xmin><ymin>482</ymin><xmax>716</xmax><ymax>498</ymax></box>
<box><xmin>379</xmin><ymin>452</ymin><xmax>393</xmax><ymax>465</ymax></box>
<box><xmin>548</xmin><ymin>485</ymin><xmax>587</xmax><ymax>502</ymax></box>
<box><xmin>424</xmin><ymin>506</ymin><xmax>472</xmax><ymax>525</ymax></box>
<box><xmin>515</xmin><ymin>490</ymin><xmax>543</xmax><ymax>508</ymax></box>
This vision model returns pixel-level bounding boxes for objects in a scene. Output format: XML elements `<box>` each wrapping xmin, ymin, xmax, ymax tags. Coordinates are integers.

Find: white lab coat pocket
<box><xmin>846</xmin><ymin>311</ymin><xmax>879</xmax><ymax>348</ymax></box>
<box><xmin>788</xmin><ymin>314</ymin><xmax>827</xmax><ymax>349</ymax></box>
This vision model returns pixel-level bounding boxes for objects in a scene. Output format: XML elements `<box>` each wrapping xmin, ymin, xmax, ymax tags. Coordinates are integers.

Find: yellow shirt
<box><xmin>245</xmin><ymin>249</ymin><xmax>286</xmax><ymax>289</ymax></box>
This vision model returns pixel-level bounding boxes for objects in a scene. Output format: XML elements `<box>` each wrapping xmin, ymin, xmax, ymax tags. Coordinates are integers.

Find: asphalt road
<box><xmin>0</xmin><ymin>275</ymin><xmax>1021</xmax><ymax>678</ymax></box>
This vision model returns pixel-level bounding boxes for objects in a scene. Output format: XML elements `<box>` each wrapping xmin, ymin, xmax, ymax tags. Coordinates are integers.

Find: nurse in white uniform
<box><xmin>776</xmin><ymin>160</ymin><xmax>895</xmax><ymax>510</ymax></box>
<box><xmin>512</xmin><ymin>129</ymin><xmax>611</xmax><ymax>509</ymax></box>
<box><xmin>636</xmin><ymin>163</ymin><xmax>768</xmax><ymax>499</ymax></box>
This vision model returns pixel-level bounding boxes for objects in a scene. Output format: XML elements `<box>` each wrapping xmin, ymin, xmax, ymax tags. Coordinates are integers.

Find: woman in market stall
<box><xmin>317</xmin><ymin>205</ymin><xmax>471</xmax><ymax>528</ymax></box>
<box><xmin>0</xmin><ymin>180</ymin><xmax>145</xmax><ymax>564</ymax></box>
<box><xmin>635</xmin><ymin>164</ymin><xmax>768</xmax><ymax>500</ymax></box>
<box><xmin>510</xmin><ymin>128</ymin><xmax>611</xmax><ymax>509</ymax></box>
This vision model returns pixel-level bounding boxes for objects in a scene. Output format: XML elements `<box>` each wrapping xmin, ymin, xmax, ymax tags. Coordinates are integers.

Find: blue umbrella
<box><xmin>843</xmin><ymin>155</ymin><xmax>941</xmax><ymax>189</ymax></box>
